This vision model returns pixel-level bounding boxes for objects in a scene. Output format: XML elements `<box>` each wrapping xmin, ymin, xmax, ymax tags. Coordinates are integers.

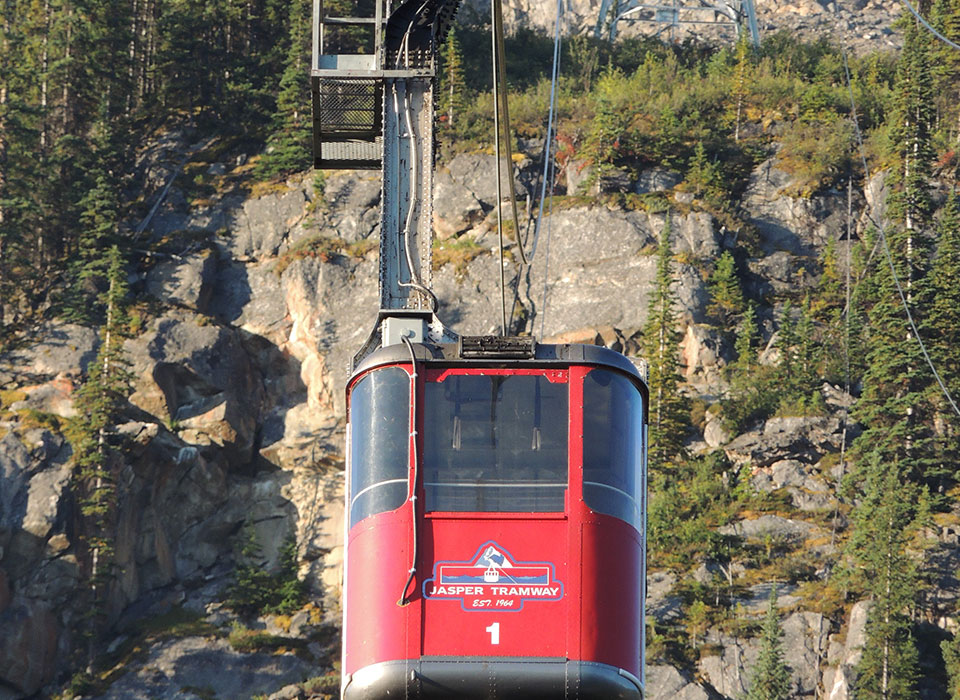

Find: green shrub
<box><xmin>777</xmin><ymin>115</ymin><xmax>855</xmax><ymax>194</ymax></box>
<box><xmin>227</xmin><ymin>622</ymin><xmax>291</xmax><ymax>652</ymax></box>
<box><xmin>225</xmin><ymin>528</ymin><xmax>307</xmax><ymax>617</ymax></box>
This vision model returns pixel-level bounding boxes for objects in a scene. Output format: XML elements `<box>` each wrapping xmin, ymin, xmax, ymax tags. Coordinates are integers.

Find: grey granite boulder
<box><xmin>145</xmin><ymin>250</ymin><xmax>217</xmax><ymax>312</ymax></box>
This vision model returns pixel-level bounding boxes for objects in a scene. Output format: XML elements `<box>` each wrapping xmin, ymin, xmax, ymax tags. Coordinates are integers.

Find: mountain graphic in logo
<box><xmin>423</xmin><ymin>540</ymin><xmax>563</xmax><ymax>612</ymax></box>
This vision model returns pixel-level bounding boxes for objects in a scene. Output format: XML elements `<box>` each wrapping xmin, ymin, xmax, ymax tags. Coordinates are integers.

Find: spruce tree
<box><xmin>707</xmin><ymin>250</ymin><xmax>744</xmax><ymax>326</ymax></box>
<box><xmin>929</xmin><ymin>0</ymin><xmax>960</xmax><ymax>139</ymax></box>
<box><xmin>63</xmin><ymin>111</ymin><xmax>122</xmax><ymax>323</ymax></box>
<box><xmin>849</xmin><ymin>464</ymin><xmax>920</xmax><ymax>699</ymax></box>
<box><xmin>921</xmin><ymin>195</ymin><xmax>960</xmax><ymax>489</ymax></box>
<box><xmin>943</xmin><ymin>628</ymin><xmax>960</xmax><ymax>700</ymax></box>
<box><xmin>849</xmin><ymin>31</ymin><xmax>937</xmax><ymax>486</ymax></box>
<box><xmin>745</xmin><ymin>586</ymin><xmax>791</xmax><ymax>700</ymax></box>
<box><xmin>641</xmin><ymin>213</ymin><xmax>689</xmax><ymax>472</ymax></box>
<box><xmin>67</xmin><ymin>245</ymin><xmax>133</xmax><ymax>657</ymax></box>
<box><xmin>731</xmin><ymin>34</ymin><xmax>753</xmax><ymax>142</ymax></box>
<box><xmin>583</xmin><ymin>65</ymin><xmax>629</xmax><ymax>187</ymax></box>
<box><xmin>256</xmin><ymin>0</ymin><xmax>312</xmax><ymax>180</ymax></box>
<box><xmin>888</xmin><ymin>19</ymin><xmax>934</xmax><ymax>237</ymax></box>
<box><xmin>439</xmin><ymin>27</ymin><xmax>466</xmax><ymax>130</ymax></box>
<box><xmin>685</xmin><ymin>140</ymin><xmax>722</xmax><ymax>202</ymax></box>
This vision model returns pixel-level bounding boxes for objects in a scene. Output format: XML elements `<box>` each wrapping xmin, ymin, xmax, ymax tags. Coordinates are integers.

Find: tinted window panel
<box><xmin>349</xmin><ymin>368</ymin><xmax>410</xmax><ymax>528</ymax></box>
<box><xmin>424</xmin><ymin>374</ymin><xmax>568</xmax><ymax>512</ymax></box>
<box><xmin>582</xmin><ymin>368</ymin><xmax>644</xmax><ymax>532</ymax></box>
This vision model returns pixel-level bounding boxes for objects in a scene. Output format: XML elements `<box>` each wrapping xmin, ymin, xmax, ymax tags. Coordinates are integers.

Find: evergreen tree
<box><xmin>943</xmin><ymin>628</ymin><xmax>960</xmax><ymax>700</ymax></box>
<box><xmin>849</xmin><ymin>464</ymin><xmax>921</xmax><ymax>699</ymax></box>
<box><xmin>816</xmin><ymin>234</ymin><xmax>844</xmax><ymax>316</ymax></box>
<box><xmin>745</xmin><ymin>586</ymin><xmax>791</xmax><ymax>700</ymax></box>
<box><xmin>256</xmin><ymin>0</ymin><xmax>312</xmax><ymax>179</ymax></box>
<box><xmin>641</xmin><ymin>213</ymin><xmax>689</xmax><ymax>472</ymax></box>
<box><xmin>853</xmin><ymin>223</ymin><xmax>939</xmax><ymax>492</ymax></box>
<box><xmin>929</xmin><ymin>0</ymin><xmax>960</xmax><ymax>139</ymax></box>
<box><xmin>582</xmin><ymin>65</ymin><xmax>630</xmax><ymax>187</ymax></box>
<box><xmin>921</xmin><ymin>194</ymin><xmax>960</xmax><ymax>490</ymax></box>
<box><xmin>888</xmin><ymin>19</ymin><xmax>934</xmax><ymax>236</ymax></box>
<box><xmin>771</xmin><ymin>301</ymin><xmax>821</xmax><ymax>409</ymax></box>
<box><xmin>685</xmin><ymin>140</ymin><xmax>722</xmax><ymax>202</ymax></box>
<box><xmin>62</xmin><ymin>111</ymin><xmax>122</xmax><ymax>323</ymax></box>
<box><xmin>774</xmin><ymin>302</ymin><xmax>799</xmax><ymax>392</ymax></box>
<box><xmin>707</xmin><ymin>250</ymin><xmax>744</xmax><ymax>326</ymax></box>
<box><xmin>67</xmin><ymin>245</ymin><xmax>132</xmax><ymax>657</ymax></box>
<box><xmin>439</xmin><ymin>27</ymin><xmax>466</xmax><ymax>130</ymax></box>
<box><xmin>731</xmin><ymin>34</ymin><xmax>753</xmax><ymax>142</ymax></box>
<box><xmin>725</xmin><ymin>302</ymin><xmax>778</xmax><ymax>430</ymax></box>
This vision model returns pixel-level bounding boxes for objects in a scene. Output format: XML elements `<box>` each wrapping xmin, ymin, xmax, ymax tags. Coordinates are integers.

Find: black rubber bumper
<box><xmin>342</xmin><ymin>657</ymin><xmax>642</xmax><ymax>699</ymax></box>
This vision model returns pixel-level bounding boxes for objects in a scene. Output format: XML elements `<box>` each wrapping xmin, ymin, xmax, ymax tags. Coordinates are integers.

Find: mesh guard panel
<box><xmin>313</xmin><ymin>78</ymin><xmax>383</xmax><ymax>168</ymax></box>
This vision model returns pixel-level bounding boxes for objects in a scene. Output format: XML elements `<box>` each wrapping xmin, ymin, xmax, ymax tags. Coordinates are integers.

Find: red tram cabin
<box><xmin>342</xmin><ymin>337</ymin><xmax>648</xmax><ymax>699</ymax></box>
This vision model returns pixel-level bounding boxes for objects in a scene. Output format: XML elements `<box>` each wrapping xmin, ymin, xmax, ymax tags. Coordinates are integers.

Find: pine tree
<box><xmin>816</xmin><ymin>235</ymin><xmax>844</xmax><ymax>316</ymax></box>
<box><xmin>439</xmin><ymin>27</ymin><xmax>466</xmax><ymax>130</ymax></box>
<box><xmin>582</xmin><ymin>65</ymin><xmax>630</xmax><ymax>187</ymax></box>
<box><xmin>943</xmin><ymin>628</ymin><xmax>960</xmax><ymax>699</ymax></box>
<box><xmin>921</xmin><ymin>194</ymin><xmax>960</xmax><ymax>490</ymax></box>
<box><xmin>929</xmin><ymin>0</ymin><xmax>960</xmax><ymax>139</ymax></box>
<box><xmin>888</xmin><ymin>19</ymin><xmax>934</xmax><ymax>236</ymax></box>
<box><xmin>255</xmin><ymin>0</ymin><xmax>312</xmax><ymax>180</ymax></box>
<box><xmin>62</xmin><ymin>110</ymin><xmax>122</xmax><ymax>323</ymax></box>
<box><xmin>731</xmin><ymin>34</ymin><xmax>753</xmax><ymax>142</ymax></box>
<box><xmin>774</xmin><ymin>302</ymin><xmax>799</xmax><ymax>393</ymax></box>
<box><xmin>707</xmin><ymin>250</ymin><xmax>744</xmax><ymax>326</ymax></box>
<box><xmin>725</xmin><ymin>302</ymin><xmax>777</xmax><ymax>430</ymax></box>
<box><xmin>67</xmin><ymin>245</ymin><xmax>132</xmax><ymax>658</ymax></box>
<box><xmin>849</xmin><ymin>463</ymin><xmax>920</xmax><ymax>699</ymax></box>
<box><xmin>745</xmin><ymin>586</ymin><xmax>791</xmax><ymax>700</ymax></box>
<box><xmin>685</xmin><ymin>140</ymin><xmax>722</xmax><ymax>202</ymax></box>
<box><xmin>853</xmin><ymin>224</ymin><xmax>939</xmax><ymax>492</ymax></box>
<box><xmin>641</xmin><ymin>213</ymin><xmax>689</xmax><ymax>472</ymax></box>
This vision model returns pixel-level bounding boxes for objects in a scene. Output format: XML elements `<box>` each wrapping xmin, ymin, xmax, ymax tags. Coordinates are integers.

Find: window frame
<box><xmin>420</xmin><ymin>367</ymin><xmax>570</xmax><ymax>515</ymax></box>
<box><xmin>346</xmin><ymin>365</ymin><xmax>413</xmax><ymax>529</ymax></box>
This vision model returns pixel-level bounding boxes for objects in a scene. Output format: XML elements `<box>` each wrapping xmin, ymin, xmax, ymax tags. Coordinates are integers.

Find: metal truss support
<box><xmin>594</xmin><ymin>0</ymin><xmax>760</xmax><ymax>47</ymax></box>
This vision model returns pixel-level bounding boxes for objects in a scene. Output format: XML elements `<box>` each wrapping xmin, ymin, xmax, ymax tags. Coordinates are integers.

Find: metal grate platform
<box><xmin>316</xmin><ymin>138</ymin><xmax>382</xmax><ymax>169</ymax></box>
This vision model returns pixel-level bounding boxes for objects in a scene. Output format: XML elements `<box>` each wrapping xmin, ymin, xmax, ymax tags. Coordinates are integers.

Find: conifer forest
<box><xmin>2</xmin><ymin>0</ymin><xmax>960</xmax><ymax>696</ymax></box>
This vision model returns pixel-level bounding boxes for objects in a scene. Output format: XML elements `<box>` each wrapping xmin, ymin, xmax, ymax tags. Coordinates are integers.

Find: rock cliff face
<box><xmin>461</xmin><ymin>0</ymin><xmax>902</xmax><ymax>54</ymax></box>
<box><xmin>0</xmin><ymin>141</ymin><xmax>954</xmax><ymax>699</ymax></box>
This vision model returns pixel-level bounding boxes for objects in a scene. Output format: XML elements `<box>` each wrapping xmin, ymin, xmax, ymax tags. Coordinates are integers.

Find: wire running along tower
<box><xmin>311</xmin><ymin>0</ymin><xmax>460</xmax><ymax>364</ymax></box>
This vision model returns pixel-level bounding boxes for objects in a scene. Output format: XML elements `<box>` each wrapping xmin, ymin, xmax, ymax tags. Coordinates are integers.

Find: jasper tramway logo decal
<box><xmin>422</xmin><ymin>541</ymin><xmax>563</xmax><ymax>611</ymax></box>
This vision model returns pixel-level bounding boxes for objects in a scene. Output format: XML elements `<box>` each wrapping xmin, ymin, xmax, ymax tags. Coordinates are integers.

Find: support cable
<box><xmin>841</xmin><ymin>49</ymin><xmax>960</xmax><ymax>418</ymax></box>
<box><xmin>492</xmin><ymin>0</ymin><xmax>529</xmax><ymax>266</ymax></box>
<box><xmin>397</xmin><ymin>335</ymin><xmax>420</xmax><ymax>606</ymax></box>
<box><xmin>491</xmin><ymin>1</ymin><xmax>508</xmax><ymax>335</ymax></box>
<box><xmin>529</xmin><ymin>0</ymin><xmax>564</xmax><ymax>263</ymax></box>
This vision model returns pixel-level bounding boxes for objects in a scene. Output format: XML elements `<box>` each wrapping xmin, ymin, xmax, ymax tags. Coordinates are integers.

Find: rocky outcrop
<box><xmin>724</xmin><ymin>414</ymin><xmax>849</xmax><ymax>468</ymax></box>
<box><xmin>99</xmin><ymin>636</ymin><xmax>313</xmax><ymax>699</ymax></box>
<box><xmin>460</xmin><ymin>0</ymin><xmax>902</xmax><ymax>55</ymax></box>
<box><xmin>698</xmin><ymin>611</ymin><xmax>829</xmax><ymax>697</ymax></box>
<box><xmin>0</xmin><ymin>144</ymin><xmax>929</xmax><ymax>698</ymax></box>
<box><xmin>824</xmin><ymin>600</ymin><xmax>870</xmax><ymax>699</ymax></box>
<box><xmin>646</xmin><ymin>665</ymin><xmax>712</xmax><ymax>699</ymax></box>
<box><xmin>751</xmin><ymin>458</ymin><xmax>833</xmax><ymax>511</ymax></box>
